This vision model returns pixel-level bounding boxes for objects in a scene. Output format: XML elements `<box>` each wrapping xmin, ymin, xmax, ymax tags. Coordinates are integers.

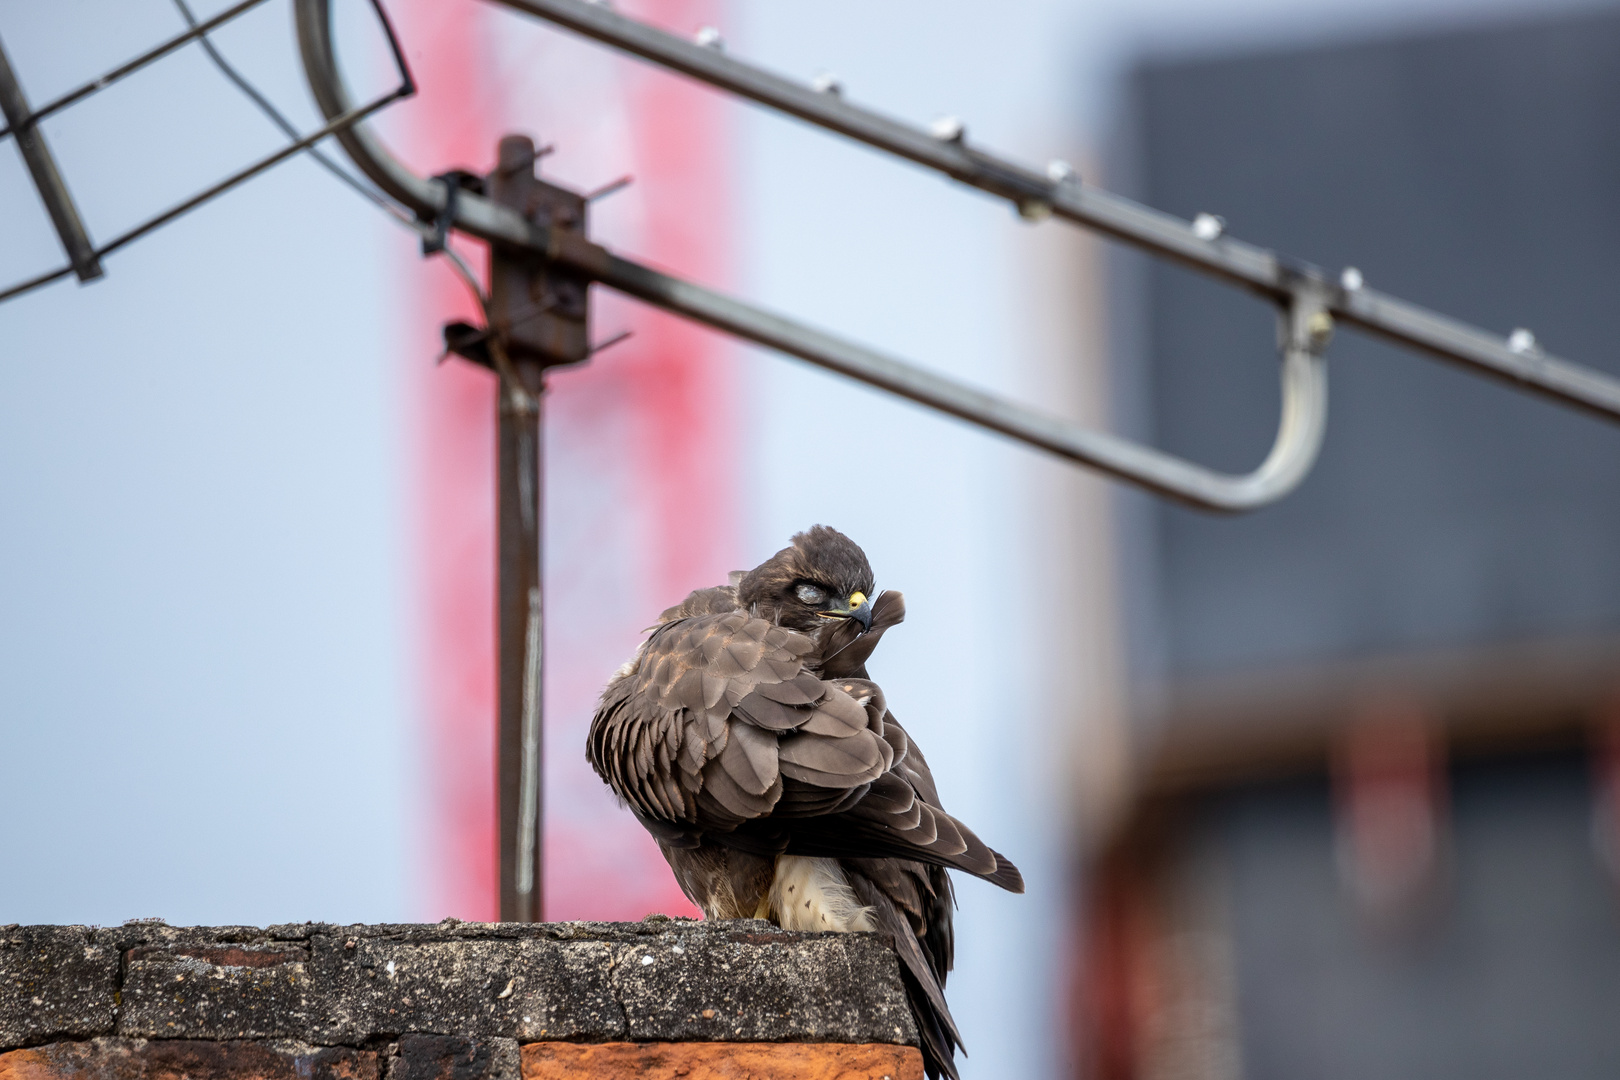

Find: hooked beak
<box><xmin>816</xmin><ymin>590</ymin><xmax>873</xmax><ymax>631</ymax></box>
<box><xmin>832</xmin><ymin>590</ymin><xmax>873</xmax><ymax>632</ymax></box>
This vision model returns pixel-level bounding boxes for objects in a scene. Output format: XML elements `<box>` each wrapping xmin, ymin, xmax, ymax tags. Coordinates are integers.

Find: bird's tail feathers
<box><xmin>985</xmin><ymin>847</ymin><xmax>1025</xmax><ymax>893</ymax></box>
<box><xmin>848</xmin><ymin>870</ymin><xmax>963</xmax><ymax>1080</ymax></box>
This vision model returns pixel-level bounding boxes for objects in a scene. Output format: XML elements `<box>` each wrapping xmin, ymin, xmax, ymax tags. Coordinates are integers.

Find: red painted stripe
<box><xmin>395</xmin><ymin>0</ymin><xmax>736</xmax><ymax>921</ymax></box>
<box><xmin>393</xmin><ymin>0</ymin><xmax>503</xmax><ymax>922</ymax></box>
<box><xmin>618</xmin><ymin>0</ymin><xmax>738</xmax><ymax>615</ymax></box>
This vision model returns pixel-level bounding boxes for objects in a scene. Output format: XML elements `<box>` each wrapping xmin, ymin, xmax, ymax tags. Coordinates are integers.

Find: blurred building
<box><xmin>1085</xmin><ymin>8</ymin><xmax>1620</xmax><ymax>1078</ymax></box>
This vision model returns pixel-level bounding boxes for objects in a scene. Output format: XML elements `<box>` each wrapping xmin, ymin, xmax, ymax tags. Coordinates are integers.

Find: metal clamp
<box><xmin>292</xmin><ymin>0</ymin><xmax>1336</xmax><ymax>511</ymax></box>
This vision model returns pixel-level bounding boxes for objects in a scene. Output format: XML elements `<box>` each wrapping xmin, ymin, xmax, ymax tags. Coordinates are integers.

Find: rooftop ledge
<box><xmin>0</xmin><ymin>919</ymin><xmax>922</xmax><ymax>1080</ymax></box>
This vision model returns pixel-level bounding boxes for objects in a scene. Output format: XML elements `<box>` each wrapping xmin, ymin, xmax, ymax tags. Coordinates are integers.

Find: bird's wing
<box><xmin>761</xmin><ymin>703</ymin><xmax>1025</xmax><ymax>891</ymax></box>
<box><xmin>871</xmin><ymin>713</ymin><xmax>1024</xmax><ymax>892</ymax></box>
<box><xmin>588</xmin><ymin>610</ymin><xmax>893</xmax><ymax>833</ymax></box>
<box><xmin>590</xmin><ymin>610</ymin><xmax>1023</xmax><ymax>890</ymax></box>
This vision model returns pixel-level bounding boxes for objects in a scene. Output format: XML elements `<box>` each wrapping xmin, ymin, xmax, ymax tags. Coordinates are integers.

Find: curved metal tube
<box><xmin>293</xmin><ymin>0</ymin><xmax>1330</xmax><ymax>511</ymax></box>
<box><xmin>494</xmin><ymin>0</ymin><xmax>1620</xmax><ymax>427</ymax></box>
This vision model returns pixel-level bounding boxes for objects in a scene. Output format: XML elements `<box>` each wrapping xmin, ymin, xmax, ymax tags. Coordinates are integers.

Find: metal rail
<box><xmin>294</xmin><ymin>0</ymin><xmax>1340</xmax><ymax>512</ymax></box>
<box><xmin>492</xmin><ymin>0</ymin><xmax>1620</xmax><ymax>428</ymax></box>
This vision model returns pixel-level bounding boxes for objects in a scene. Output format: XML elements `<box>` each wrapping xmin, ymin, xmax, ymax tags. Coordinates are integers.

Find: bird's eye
<box><xmin>795</xmin><ymin>584</ymin><xmax>826</xmax><ymax>605</ymax></box>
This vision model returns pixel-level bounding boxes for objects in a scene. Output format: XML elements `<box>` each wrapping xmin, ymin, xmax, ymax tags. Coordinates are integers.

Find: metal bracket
<box><xmin>484</xmin><ymin>141</ymin><xmax>591</xmax><ymax>369</ymax></box>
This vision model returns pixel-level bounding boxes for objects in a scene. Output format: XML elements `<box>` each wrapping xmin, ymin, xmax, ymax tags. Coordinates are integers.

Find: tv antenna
<box><xmin>0</xmin><ymin>0</ymin><xmax>414</xmax><ymax>304</ymax></box>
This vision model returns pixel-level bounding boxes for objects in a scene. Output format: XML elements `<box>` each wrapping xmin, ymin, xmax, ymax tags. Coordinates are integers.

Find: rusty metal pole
<box><xmin>495</xmin><ymin>360</ymin><xmax>545</xmax><ymax>923</ymax></box>
<box><xmin>486</xmin><ymin>135</ymin><xmax>590</xmax><ymax>922</ymax></box>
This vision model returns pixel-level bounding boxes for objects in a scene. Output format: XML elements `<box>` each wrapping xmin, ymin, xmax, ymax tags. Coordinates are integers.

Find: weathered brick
<box><xmin>0</xmin><ymin>1039</ymin><xmax>377</xmax><ymax>1080</ymax></box>
<box><xmin>520</xmin><ymin>1041</ymin><xmax>925</xmax><ymax>1080</ymax></box>
<box><xmin>311</xmin><ymin>935</ymin><xmax>623</xmax><ymax>1043</ymax></box>
<box><xmin>118</xmin><ymin>940</ymin><xmax>317</xmax><ymax>1040</ymax></box>
<box><xmin>390</xmin><ymin>1035</ymin><xmax>518</xmax><ymax>1080</ymax></box>
<box><xmin>609</xmin><ymin>926</ymin><xmax>918</xmax><ymax>1045</ymax></box>
<box><xmin>0</xmin><ymin>928</ymin><xmax>118</xmax><ymax>1050</ymax></box>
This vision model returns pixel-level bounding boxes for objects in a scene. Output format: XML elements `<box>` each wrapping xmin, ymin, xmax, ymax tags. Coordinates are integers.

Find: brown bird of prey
<box><xmin>588</xmin><ymin>525</ymin><xmax>1024</xmax><ymax>1079</ymax></box>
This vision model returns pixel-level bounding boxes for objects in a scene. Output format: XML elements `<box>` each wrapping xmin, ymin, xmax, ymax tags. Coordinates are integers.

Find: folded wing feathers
<box><xmin>778</xmin><ymin>725</ymin><xmax>890</xmax><ymax>780</ymax></box>
<box><xmin>753</xmin><ymin>672</ymin><xmax>824</xmax><ymax>705</ymax></box>
<box><xmin>773</xmin><ymin>777</ymin><xmax>872</xmax><ymax>817</ymax></box>
<box><xmin>796</xmin><ymin>688</ymin><xmax>870</xmax><ymax>738</ymax></box>
<box><xmin>701</xmin><ymin>671</ymin><xmax>730</xmax><ymax>711</ymax></box>
<box><xmin>763</xmin><ymin>657</ymin><xmax>804</xmax><ymax>681</ymax></box>
<box><xmin>731</xmin><ymin>693</ymin><xmax>807</xmax><ymax>732</ymax></box>
<box><xmin>721</xmin><ymin>638</ymin><xmax>763</xmax><ymax>675</ymax></box>
<box><xmin>587</xmin><ymin>608</ymin><xmax>1023</xmax><ymax>892</ymax></box>
<box><xmin>718</xmin><ymin>720</ymin><xmax>780</xmax><ymax>797</ymax></box>
<box><xmin>985</xmin><ymin>848</ymin><xmax>1027</xmax><ymax>893</ymax></box>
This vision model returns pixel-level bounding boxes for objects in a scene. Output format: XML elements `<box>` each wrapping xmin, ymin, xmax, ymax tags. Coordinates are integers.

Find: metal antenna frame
<box><xmin>295</xmin><ymin>0</ymin><xmax>1620</xmax><ymax>514</ymax></box>
<box><xmin>0</xmin><ymin>0</ymin><xmax>415</xmax><ymax>304</ymax></box>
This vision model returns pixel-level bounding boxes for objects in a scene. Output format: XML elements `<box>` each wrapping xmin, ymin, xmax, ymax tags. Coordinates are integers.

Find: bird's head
<box><xmin>737</xmin><ymin>525</ymin><xmax>876</xmax><ymax>634</ymax></box>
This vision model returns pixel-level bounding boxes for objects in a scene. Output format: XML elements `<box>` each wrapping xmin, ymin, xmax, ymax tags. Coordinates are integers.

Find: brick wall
<box><xmin>0</xmin><ymin>920</ymin><xmax>922</xmax><ymax>1080</ymax></box>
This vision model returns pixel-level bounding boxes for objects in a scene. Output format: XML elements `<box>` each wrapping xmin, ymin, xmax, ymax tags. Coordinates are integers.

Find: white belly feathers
<box><xmin>765</xmin><ymin>855</ymin><xmax>877</xmax><ymax>932</ymax></box>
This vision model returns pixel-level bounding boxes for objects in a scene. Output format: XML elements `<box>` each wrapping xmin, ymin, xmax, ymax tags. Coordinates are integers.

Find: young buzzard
<box><xmin>588</xmin><ymin>526</ymin><xmax>1024</xmax><ymax>1079</ymax></box>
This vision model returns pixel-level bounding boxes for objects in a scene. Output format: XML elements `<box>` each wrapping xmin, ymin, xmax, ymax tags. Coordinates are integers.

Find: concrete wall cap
<box><xmin>1</xmin><ymin>920</ymin><xmax>918</xmax><ymax>1052</ymax></box>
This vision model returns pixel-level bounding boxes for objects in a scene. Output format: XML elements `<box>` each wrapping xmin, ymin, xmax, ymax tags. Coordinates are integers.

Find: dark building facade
<box><xmin>1087</xmin><ymin>9</ymin><xmax>1620</xmax><ymax>1079</ymax></box>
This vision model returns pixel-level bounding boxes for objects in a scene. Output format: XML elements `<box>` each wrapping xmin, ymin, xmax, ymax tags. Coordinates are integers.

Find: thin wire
<box><xmin>171</xmin><ymin>0</ymin><xmax>415</xmax><ymax>227</ymax></box>
<box><xmin>0</xmin><ymin>264</ymin><xmax>71</xmax><ymax>305</ymax></box>
<box><xmin>97</xmin><ymin>89</ymin><xmax>406</xmax><ymax>259</ymax></box>
<box><xmin>0</xmin><ymin>0</ymin><xmax>274</xmax><ymax>141</ymax></box>
<box><xmin>5</xmin><ymin>0</ymin><xmax>500</xmax><ymax>362</ymax></box>
<box><xmin>0</xmin><ymin>0</ymin><xmax>418</xmax><ymax>308</ymax></box>
<box><xmin>2</xmin><ymin>0</ymin><xmax>446</xmax><ymax>303</ymax></box>
<box><xmin>170</xmin><ymin>0</ymin><xmax>505</xmax><ymax>370</ymax></box>
<box><xmin>0</xmin><ymin>89</ymin><xmax>402</xmax><ymax>304</ymax></box>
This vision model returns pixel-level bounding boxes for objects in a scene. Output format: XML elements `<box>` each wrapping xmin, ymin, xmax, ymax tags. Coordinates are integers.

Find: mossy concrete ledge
<box><xmin>0</xmin><ymin>918</ymin><xmax>922</xmax><ymax>1080</ymax></box>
